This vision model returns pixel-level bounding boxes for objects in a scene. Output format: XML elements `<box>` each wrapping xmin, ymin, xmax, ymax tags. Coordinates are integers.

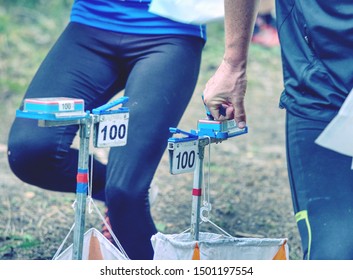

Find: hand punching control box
<box><xmin>199</xmin><ymin>94</ymin><xmax>248</xmax><ymax>139</ymax></box>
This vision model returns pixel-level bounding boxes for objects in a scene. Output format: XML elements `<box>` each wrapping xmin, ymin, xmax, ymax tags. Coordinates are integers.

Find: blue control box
<box><xmin>23</xmin><ymin>97</ymin><xmax>84</xmax><ymax>113</ymax></box>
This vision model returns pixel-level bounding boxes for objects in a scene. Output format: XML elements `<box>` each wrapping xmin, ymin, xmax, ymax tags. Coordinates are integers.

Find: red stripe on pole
<box><xmin>192</xmin><ymin>188</ymin><xmax>202</xmax><ymax>196</ymax></box>
<box><xmin>77</xmin><ymin>172</ymin><xmax>88</xmax><ymax>183</ymax></box>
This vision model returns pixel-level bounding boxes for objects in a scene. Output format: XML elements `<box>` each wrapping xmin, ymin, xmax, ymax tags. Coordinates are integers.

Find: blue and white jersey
<box><xmin>70</xmin><ymin>0</ymin><xmax>206</xmax><ymax>40</ymax></box>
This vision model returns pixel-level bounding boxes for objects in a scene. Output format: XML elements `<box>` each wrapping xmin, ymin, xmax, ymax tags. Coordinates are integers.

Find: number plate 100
<box><xmin>168</xmin><ymin>139</ymin><xmax>198</xmax><ymax>174</ymax></box>
<box><xmin>94</xmin><ymin>113</ymin><xmax>129</xmax><ymax>148</ymax></box>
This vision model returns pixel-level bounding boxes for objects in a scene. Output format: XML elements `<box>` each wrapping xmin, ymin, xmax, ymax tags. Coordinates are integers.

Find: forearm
<box><xmin>223</xmin><ymin>0</ymin><xmax>260</xmax><ymax>69</ymax></box>
<box><xmin>203</xmin><ymin>0</ymin><xmax>259</xmax><ymax>125</ymax></box>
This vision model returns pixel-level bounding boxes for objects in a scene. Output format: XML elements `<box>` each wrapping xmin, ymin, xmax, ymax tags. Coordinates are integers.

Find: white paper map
<box><xmin>315</xmin><ymin>88</ymin><xmax>353</xmax><ymax>168</ymax></box>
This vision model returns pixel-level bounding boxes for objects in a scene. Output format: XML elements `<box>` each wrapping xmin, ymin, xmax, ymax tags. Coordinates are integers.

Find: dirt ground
<box><xmin>0</xmin><ymin>24</ymin><xmax>302</xmax><ymax>259</ymax></box>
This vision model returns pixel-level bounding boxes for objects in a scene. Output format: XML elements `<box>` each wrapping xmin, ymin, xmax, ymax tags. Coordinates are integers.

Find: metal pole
<box><xmin>190</xmin><ymin>139</ymin><xmax>207</xmax><ymax>241</ymax></box>
<box><xmin>72</xmin><ymin>116</ymin><xmax>91</xmax><ymax>259</ymax></box>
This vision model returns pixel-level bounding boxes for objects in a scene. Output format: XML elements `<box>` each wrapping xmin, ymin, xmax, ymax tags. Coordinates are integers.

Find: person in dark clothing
<box><xmin>7</xmin><ymin>0</ymin><xmax>206</xmax><ymax>260</ymax></box>
<box><xmin>203</xmin><ymin>0</ymin><xmax>353</xmax><ymax>259</ymax></box>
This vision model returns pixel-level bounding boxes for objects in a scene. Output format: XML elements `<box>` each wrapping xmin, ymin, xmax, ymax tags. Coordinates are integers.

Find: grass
<box><xmin>0</xmin><ymin>2</ymin><xmax>72</xmax><ymax>142</ymax></box>
<box><xmin>0</xmin><ymin>234</ymin><xmax>40</xmax><ymax>253</ymax></box>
